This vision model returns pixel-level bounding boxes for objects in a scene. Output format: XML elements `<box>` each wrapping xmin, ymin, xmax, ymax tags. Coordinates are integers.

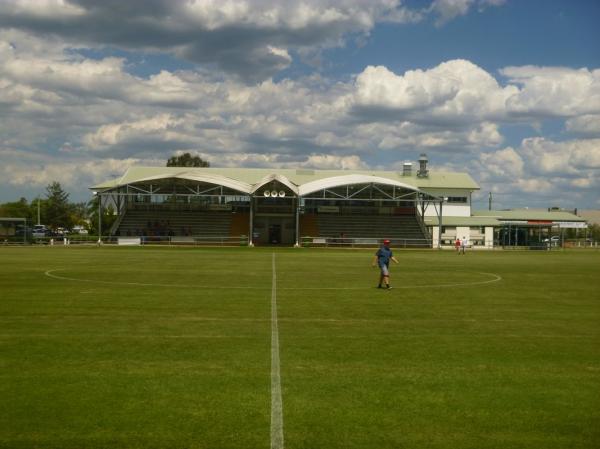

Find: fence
<box><xmin>300</xmin><ymin>236</ymin><xmax>432</xmax><ymax>248</ymax></box>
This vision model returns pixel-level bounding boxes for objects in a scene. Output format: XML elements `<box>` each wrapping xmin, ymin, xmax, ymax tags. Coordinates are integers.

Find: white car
<box><xmin>72</xmin><ymin>225</ymin><xmax>89</xmax><ymax>234</ymax></box>
<box><xmin>544</xmin><ymin>236</ymin><xmax>561</xmax><ymax>245</ymax></box>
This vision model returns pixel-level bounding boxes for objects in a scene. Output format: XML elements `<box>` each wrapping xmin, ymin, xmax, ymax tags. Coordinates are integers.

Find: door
<box><xmin>268</xmin><ymin>223</ymin><xmax>282</xmax><ymax>244</ymax></box>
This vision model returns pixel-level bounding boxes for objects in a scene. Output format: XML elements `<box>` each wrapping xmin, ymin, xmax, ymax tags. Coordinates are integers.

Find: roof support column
<box><xmin>437</xmin><ymin>197</ymin><xmax>443</xmax><ymax>250</ymax></box>
<box><xmin>294</xmin><ymin>197</ymin><xmax>300</xmax><ymax>248</ymax></box>
<box><xmin>248</xmin><ymin>196</ymin><xmax>254</xmax><ymax>247</ymax></box>
<box><xmin>97</xmin><ymin>193</ymin><xmax>102</xmax><ymax>245</ymax></box>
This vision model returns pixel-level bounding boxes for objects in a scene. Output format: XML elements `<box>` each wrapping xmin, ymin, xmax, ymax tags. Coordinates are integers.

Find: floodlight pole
<box><xmin>37</xmin><ymin>197</ymin><xmax>41</xmax><ymax>225</ymax></box>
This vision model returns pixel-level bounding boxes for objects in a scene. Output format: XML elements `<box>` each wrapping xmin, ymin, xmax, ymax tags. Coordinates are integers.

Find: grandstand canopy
<box><xmin>91</xmin><ymin>166</ymin><xmax>479</xmax><ymax>196</ymax></box>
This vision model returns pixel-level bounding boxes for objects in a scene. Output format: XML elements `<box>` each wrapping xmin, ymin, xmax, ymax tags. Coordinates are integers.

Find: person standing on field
<box><xmin>373</xmin><ymin>239</ymin><xmax>399</xmax><ymax>289</ymax></box>
<box><xmin>460</xmin><ymin>236</ymin><xmax>467</xmax><ymax>254</ymax></box>
<box><xmin>455</xmin><ymin>237</ymin><xmax>461</xmax><ymax>253</ymax></box>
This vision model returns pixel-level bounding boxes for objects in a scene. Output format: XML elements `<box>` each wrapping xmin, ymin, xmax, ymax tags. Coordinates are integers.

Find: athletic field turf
<box><xmin>1</xmin><ymin>246</ymin><xmax>599</xmax><ymax>449</ymax></box>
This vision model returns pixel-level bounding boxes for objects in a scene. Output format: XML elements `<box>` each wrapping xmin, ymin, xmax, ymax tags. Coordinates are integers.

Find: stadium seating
<box><xmin>314</xmin><ymin>213</ymin><xmax>429</xmax><ymax>245</ymax></box>
<box><xmin>115</xmin><ymin>209</ymin><xmax>233</xmax><ymax>237</ymax></box>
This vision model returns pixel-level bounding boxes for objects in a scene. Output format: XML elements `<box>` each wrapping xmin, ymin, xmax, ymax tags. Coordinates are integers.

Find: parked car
<box><xmin>32</xmin><ymin>225</ymin><xmax>51</xmax><ymax>238</ymax></box>
<box><xmin>543</xmin><ymin>236</ymin><xmax>561</xmax><ymax>246</ymax></box>
<box><xmin>72</xmin><ymin>225</ymin><xmax>89</xmax><ymax>234</ymax></box>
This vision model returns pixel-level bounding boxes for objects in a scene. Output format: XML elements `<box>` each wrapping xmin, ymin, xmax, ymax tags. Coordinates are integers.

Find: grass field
<box><xmin>1</xmin><ymin>246</ymin><xmax>599</xmax><ymax>449</ymax></box>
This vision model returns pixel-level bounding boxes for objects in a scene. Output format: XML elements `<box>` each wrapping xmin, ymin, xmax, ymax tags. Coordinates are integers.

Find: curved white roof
<box><xmin>92</xmin><ymin>166</ymin><xmax>480</xmax><ymax>193</ymax></box>
<box><xmin>118</xmin><ymin>171</ymin><xmax>253</xmax><ymax>194</ymax></box>
<box><xmin>250</xmin><ymin>173</ymin><xmax>299</xmax><ymax>195</ymax></box>
<box><xmin>298</xmin><ymin>174</ymin><xmax>425</xmax><ymax>197</ymax></box>
<box><xmin>93</xmin><ymin>168</ymin><xmax>457</xmax><ymax>199</ymax></box>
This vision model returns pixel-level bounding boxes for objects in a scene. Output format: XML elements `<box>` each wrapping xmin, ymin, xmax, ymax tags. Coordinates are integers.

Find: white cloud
<box><xmin>428</xmin><ymin>0</ymin><xmax>505</xmax><ymax>26</ymax></box>
<box><xmin>501</xmin><ymin>66</ymin><xmax>600</xmax><ymax>118</ymax></box>
<box><xmin>568</xmin><ymin>138</ymin><xmax>600</xmax><ymax>169</ymax></box>
<box><xmin>0</xmin><ymin>149</ymin><xmax>142</xmax><ymax>190</ymax></box>
<box><xmin>429</xmin><ymin>0</ymin><xmax>473</xmax><ymax>25</ymax></box>
<box><xmin>520</xmin><ymin>137</ymin><xmax>600</xmax><ymax>174</ymax></box>
<box><xmin>82</xmin><ymin>115</ymin><xmax>185</xmax><ymax>151</ymax></box>
<box><xmin>352</xmin><ymin>59</ymin><xmax>518</xmax><ymax>124</ymax></box>
<box><xmin>0</xmin><ymin>0</ymin><xmax>423</xmax><ymax>82</ymax></box>
<box><xmin>478</xmin><ymin>146</ymin><xmax>524</xmax><ymax>179</ymax></box>
<box><xmin>471</xmin><ymin>137</ymin><xmax>599</xmax><ymax>209</ymax></box>
<box><xmin>514</xmin><ymin>178</ymin><xmax>553</xmax><ymax>193</ymax></box>
<box><xmin>566</xmin><ymin>114</ymin><xmax>600</xmax><ymax>136</ymax></box>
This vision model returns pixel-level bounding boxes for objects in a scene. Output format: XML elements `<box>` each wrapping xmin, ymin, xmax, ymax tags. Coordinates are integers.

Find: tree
<box><xmin>45</xmin><ymin>182</ymin><xmax>74</xmax><ymax>230</ymax></box>
<box><xmin>87</xmin><ymin>196</ymin><xmax>116</xmax><ymax>236</ymax></box>
<box><xmin>70</xmin><ymin>201</ymin><xmax>89</xmax><ymax>227</ymax></box>
<box><xmin>166</xmin><ymin>152</ymin><xmax>210</xmax><ymax>167</ymax></box>
<box><xmin>588</xmin><ymin>223</ymin><xmax>600</xmax><ymax>241</ymax></box>
<box><xmin>0</xmin><ymin>198</ymin><xmax>35</xmax><ymax>224</ymax></box>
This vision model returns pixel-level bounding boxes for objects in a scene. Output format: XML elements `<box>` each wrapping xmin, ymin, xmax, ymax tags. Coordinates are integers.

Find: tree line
<box><xmin>0</xmin><ymin>153</ymin><xmax>209</xmax><ymax>234</ymax></box>
<box><xmin>0</xmin><ymin>181</ymin><xmax>112</xmax><ymax>234</ymax></box>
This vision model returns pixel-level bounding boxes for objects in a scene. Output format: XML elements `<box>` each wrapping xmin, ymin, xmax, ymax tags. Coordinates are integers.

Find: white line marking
<box><xmin>44</xmin><ymin>269</ymin><xmax>502</xmax><ymax>290</ymax></box>
<box><xmin>278</xmin><ymin>272</ymin><xmax>503</xmax><ymax>290</ymax></box>
<box><xmin>44</xmin><ymin>269</ymin><xmax>264</xmax><ymax>289</ymax></box>
<box><xmin>271</xmin><ymin>253</ymin><xmax>284</xmax><ymax>449</ymax></box>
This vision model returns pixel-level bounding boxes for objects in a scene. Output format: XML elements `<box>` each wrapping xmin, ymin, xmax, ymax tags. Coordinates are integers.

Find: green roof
<box><xmin>473</xmin><ymin>210</ymin><xmax>586</xmax><ymax>222</ymax></box>
<box><xmin>91</xmin><ymin>166</ymin><xmax>479</xmax><ymax>192</ymax></box>
<box><xmin>424</xmin><ymin>216</ymin><xmax>500</xmax><ymax>227</ymax></box>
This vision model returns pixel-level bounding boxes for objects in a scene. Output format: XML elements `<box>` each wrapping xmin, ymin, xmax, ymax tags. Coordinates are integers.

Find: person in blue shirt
<box><xmin>372</xmin><ymin>239</ymin><xmax>399</xmax><ymax>289</ymax></box>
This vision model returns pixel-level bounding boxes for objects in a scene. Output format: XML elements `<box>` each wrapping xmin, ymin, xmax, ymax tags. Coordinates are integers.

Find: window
<box><xmin>446</xmin><ymin>197</ymin><xmax>468</xmax><ymax>203</ymax></box>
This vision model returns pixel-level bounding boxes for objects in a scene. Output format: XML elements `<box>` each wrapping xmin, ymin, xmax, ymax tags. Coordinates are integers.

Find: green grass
<box><xmin>1</xmin><ymin>246</ymin><xmax>599</xmax><ymax>448</ymax></box>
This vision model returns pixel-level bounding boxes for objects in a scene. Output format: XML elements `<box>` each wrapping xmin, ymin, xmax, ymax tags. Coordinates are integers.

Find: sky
<box><xmin>0</xmin><ymin>0</ymin><xmax>599</xmax><ymax>210</ymax></box>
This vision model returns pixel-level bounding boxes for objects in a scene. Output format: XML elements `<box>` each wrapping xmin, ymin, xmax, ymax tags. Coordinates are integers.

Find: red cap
<box><xmin>383</xmin><ymin>239</ymin><xmax>391</xmax><ymax>244</ymax></box>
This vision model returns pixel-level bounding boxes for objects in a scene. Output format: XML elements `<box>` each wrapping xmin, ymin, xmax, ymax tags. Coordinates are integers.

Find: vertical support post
<box><xmin>97</xmin><ymin>193</ymin><xmax>102</xmax><ymax>244</ymax></box>
<box><xmin>294</xmin><ymin>197</ymin><xmax>300</xmax><ymax>247</ymax></box>
<box><xmin>248</xmin><ymin>195</ymin><xmax>254</xmax><ymax>247</ymax></box>
<box><xmin>437</xmin><ymin>197</ymin><xmax>443</xmax><ymax>250</ymax></box>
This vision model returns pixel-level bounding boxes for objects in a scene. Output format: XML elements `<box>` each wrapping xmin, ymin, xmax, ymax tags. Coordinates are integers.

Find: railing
<box><xmin>300</xmin><ymin>236</ymin><xmax>432</xmax><ymax>248</ymax></box>
<box><xmin>414</xmin><ymin>213</ymin><xmax>430</xmax><ymax>240</ymax></box>
<box><xmin>1</xmin><ymin>234</ymin><xmax>248</xmax><ymax>246</ymax></box>
<box><xmin>136</xmin><ymin>235</ymin><xmax>249</xmax><ymax>246</ymax></box>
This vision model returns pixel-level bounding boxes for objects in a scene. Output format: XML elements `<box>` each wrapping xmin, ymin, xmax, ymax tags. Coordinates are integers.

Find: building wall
<box><xmin>434</xmin><ymin>225</ymin><xmax>495</xmax><ymax>249</ymax></box>
<box><xmin>485</xmin><ymin>226</ymin><xmax>494</xmax><ymax>247</ymax></box>
<box><xmin>421</xmin><ymin>188</ymin><xmax>472</xmax><ymax>217</ymax></box>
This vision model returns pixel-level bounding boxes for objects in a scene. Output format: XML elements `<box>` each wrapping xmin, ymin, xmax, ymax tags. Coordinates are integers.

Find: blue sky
<box><xmin>0</xmin><ymin>0</ymin><xmax>598</xmax><ymax>209</ymax></box>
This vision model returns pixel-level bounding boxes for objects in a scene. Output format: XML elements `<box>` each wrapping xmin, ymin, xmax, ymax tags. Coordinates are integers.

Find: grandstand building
<box><xmin>91</xmin><ymin>155</ymin><xmax>585</xmax><ymax>248</ymax></box>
